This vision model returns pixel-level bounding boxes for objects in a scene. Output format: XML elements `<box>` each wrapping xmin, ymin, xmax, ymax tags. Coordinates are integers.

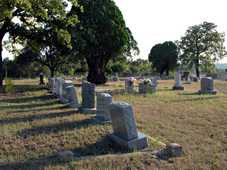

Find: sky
<box><xmin>114</xmin><ymin>0</ymin><xmax>227</xmax><ymax>63</ymax></box>
<box><xmin>3</xmin><ymin>0</ymin><xmax>227</xmax><ymax>63</ymax></box>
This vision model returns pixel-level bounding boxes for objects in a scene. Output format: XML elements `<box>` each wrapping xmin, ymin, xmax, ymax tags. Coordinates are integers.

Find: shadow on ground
<box><xmin>0</xmin><ymin>110</ymin><xmax>77</xmax><ymax>125</ymax></box>
<box><xmin>0</xmin><ymin>94</ymin><xmax>55</xmax><ymax>104</ymax></box>
<box><xmin>0</xmin><ymin>136</ymin><xmax>128</xmax><ymax>170</ymax></box>
<box><xmin>18</xmin><ymin>117</ymin><xmax>106</xmax><ymax>138</ymax></box>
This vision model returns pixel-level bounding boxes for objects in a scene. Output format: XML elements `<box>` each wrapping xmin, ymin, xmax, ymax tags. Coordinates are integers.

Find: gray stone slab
<box><xmin>109</xmin><ymin>102</ymin><xmax>138</xmax><ymax>141</ymax></box>
<box><xmin>199</xmin><ymin>77</ymin><xmax>217</xmax><ymax>94</ymax></box>
<box><xmin>109</xmin><ymin>102</ymin><xmax>148</xmax><ymax>150</ymax></box>
<box><xmin>96</xmin><ymin>93</ymin><xmax>112</xmax><ymax>121</ymax></box>
<box><xmin>65</xmin><ymin>86</ymin><xmax>80</xmax><ymax>108</ymax></box>
<box><xmin>110</xmin><ymin>132</ymin><xmax>148</xmax><ymax>150</ymax></box>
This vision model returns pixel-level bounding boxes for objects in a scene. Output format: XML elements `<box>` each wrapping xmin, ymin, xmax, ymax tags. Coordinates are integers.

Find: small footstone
<box><xmin>152</xmin><ymin>143</ymin><xmax>183</xmax><ymax>160</ymax></box>
<box><xmin>57</xmin><ymin>150</ymin><xmax>74</xmax><ymax>161</ymax></box>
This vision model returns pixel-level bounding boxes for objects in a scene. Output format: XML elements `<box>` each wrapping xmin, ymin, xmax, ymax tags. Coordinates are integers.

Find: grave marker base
<box><xmin>79</xmin><ymin>107</ymin><xmax>96</xmax><ymax>114</ymax></box>
<box><xmin>109</xmin><ymin>132</ymin><xmax>148</xmax><ymax>150</ymax></box>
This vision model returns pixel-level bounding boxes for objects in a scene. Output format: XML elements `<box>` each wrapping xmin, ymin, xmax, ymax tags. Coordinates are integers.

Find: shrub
<box><xmin>4</xmin><ymin>78</ymin><xmax>15</xmax><ymax>94</ymax></box>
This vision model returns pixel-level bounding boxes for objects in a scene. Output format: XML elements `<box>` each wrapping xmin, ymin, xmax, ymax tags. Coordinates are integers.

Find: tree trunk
<box><xmin>195</xmin><ymin>58</ymin><xmax>200</xmax><ymax>78</ymax></box>
<box><xmin>87</xmin><ymin>58</ymin><xmax>107</xmax><ymax>85</ymax></box>
<box><xmin>0</xmin><ymin>43</ymin><xmax>3</xmax><ymax>90</ymax></box>
<box><xmin>50</xmin><ymin>67</ymin><xmax>55</xmax><ymax>77</ymax></box>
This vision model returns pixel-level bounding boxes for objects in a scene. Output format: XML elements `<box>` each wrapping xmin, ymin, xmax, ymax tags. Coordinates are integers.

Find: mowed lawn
<box><xmin>0</xmin><ymin>79</ymin><xmax>226</xmax><ymax>170</ymax></box>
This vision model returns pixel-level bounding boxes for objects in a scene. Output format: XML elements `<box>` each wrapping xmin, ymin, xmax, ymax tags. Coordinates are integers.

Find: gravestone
<box><xmin>62</xmin><ymin>80</ymin><xmax>73</xmax><ymax>103</ymax></box>
<box><xmin>52</xmin><ymin>78</ymin><xmax>57</xmax><ymax>95</ymax></box>
<box><xmin>48</xmin><ymin>78</ymin><xmax>55</xmax><ymax>93</ymax></box>
<box><xmin>65</xmin><ymin>85</ymin><xmax>80</xmax><ymax>108</ymax></box>
<box><xmin>112</xmin><ymin>73</ymin><xmax>119</xmax><ymax>81</ymax></box>
<box><xmin>199</xmin><ymin>77</ymin><xmax>217</xmax><ymax>94</ymax></box>
<box><xmin>125</xmin><ymin>77</ymin><xmax>135</xmax><ymax>93</ymax></box>
<box><xmin>96</xmin><ymin>93</ymin><xmax>112</xmax><ymax>121</ymax></box>
<box><xmin>109</xmin><ymin>102</ymin><xmax>148</xmax><ymax>150</ymax></box>
<box><xmin>58</xmin><ymin>78</ymin><xmax>65</xmax><ymax>102</ymax></box>
<box><xmin>173</xmin><ymin>69</ymin><xmax>184</xmax><ymax>90</ymax></box>
<box><xmin>79</xmin><ymin>81</ymin><xmax>96</xmax><ymax>114</ymax></box>
<box><xmin>139</xmin><ymin>79</ymin><xmax>156</xmax><ymax>95</ymax></box>
<box><xmin>55</xmin><ymin>78</ymin><xmax>62</xmax><ymax>97</ymax></box>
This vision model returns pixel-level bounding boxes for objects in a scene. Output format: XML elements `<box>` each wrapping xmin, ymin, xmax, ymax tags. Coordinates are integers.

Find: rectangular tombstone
<box><xmin>79</xmin><ymin>81</ymin><xmax>96</xmax><ymax>114</ymax></box>
<box><xmin>109</xmin><ymin>102</ymin><xmax>148</xmax><ymax>150</ymax></box>
<box><xmin>96</xmin><ymin>93</ymin><xmax>112</xmax><ymax>121</ymax></box>
<box><xmin>58</xmin><ymin>78</ymin><xmax>65</xmax><ymax>102</ymax></box>
<box><xmin>65</xmin><ymin>85</ymin><xmax>79</xmax><ymax>108</ymax></box>
<box><xmin>199</xmin><ymin>77</ymin><xmax>217</xmax><ymax>94</ymax></box>
<box><xmin>62</xmin><ymin>80</ymin><xmax>73</xmax><ymax>103</ymax></box>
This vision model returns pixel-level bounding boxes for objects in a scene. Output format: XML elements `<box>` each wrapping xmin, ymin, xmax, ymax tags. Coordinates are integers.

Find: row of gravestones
<box><xmin>125</xmin><ymin>77</ymin><xmax>159</xmax><ymax>94</ymax></box>
<box><xmin>172</xmin><ymin>70</ymin><xmax>217</xmax><ymax>94</ymax></box>
<box><xmin>48</xmin><ymin>78</ymin><xmax>148</xmax><ymax>150</ymax></box>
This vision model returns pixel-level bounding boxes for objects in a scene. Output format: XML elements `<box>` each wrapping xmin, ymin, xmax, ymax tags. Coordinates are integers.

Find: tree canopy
<box><xmin>178</xmin><ymin>21</ymin><xmax>226</xmax><ymax>77</ymax></box>
<box><xmin>148</xmin><ymin>41</ymin><xmax>178</xmax><ymax>76</ymax></box>
<box><xmin>70</xmin><ymin>0</ymin><xmax>139</xmax><ymax>84</ymax></box>
<box><xmin>0</xmin><ymin>0</ymin><xmax>80</xmax><ymax>89</ymax></box>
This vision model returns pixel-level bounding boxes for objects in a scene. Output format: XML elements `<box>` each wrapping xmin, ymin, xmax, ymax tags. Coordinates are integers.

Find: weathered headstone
<box><xmin>125</xmin><ymin>77</ymin><xmax>135</xmax><ymax>93</ymax></box>
<box><xmin>199</xmin><ymin>77</ymin><xmax>217</xmax><ymax>94</ymax></box>
<box><xmin>62</xmin><ymin>80</ymin><xmax>73</xmax><ymax>103</ymax></box>
<box><xmin>53</xmin><ymin>78</ymin><xmax>58</xmax><ymax>95</ymax></box>
<box><xmin>112</xmin><ymin>73</ymin><xmax>119</xmax><ymax>81</ymax></box>
<box><xmin>139</xmin><ymin>79</ymin><xmax>156</xmax><ymax>95</ymax></box>
<box><xmin>47</xmin><ymin>78</ymin><xmax>55</xmax><ymax>92</ymax></box>
<box><xmin>96</xmin><ymin>93</ymin><xmax>112</xmax><ymax>121</ymax></box>
<box><xmin>79</xmin><ymin>81</ymin><xmax>96</xmax><ymax>114</ymax></box>
<box><xmin>65</xmin><ymin>85</ymin><xmax>80</xmax><ymax>108</ymax></box>
<box><xmin>55</xmin><ymin>78</ymin><xmax>61</xmax><ymax>96</ymax></box>
<box><xmin>173</xmin><ymin>69</ymin><xmax>184</xmax><ymax>90</ymax></box>
<box><xmin>109</xmin><ymin>102</ymin><xmax>148</xmax><ymax>150</ymax></box>
<box><xmin>58</xmin><ymin>78</ymin><xmax>65</xmax><ymax>102</ymax></box>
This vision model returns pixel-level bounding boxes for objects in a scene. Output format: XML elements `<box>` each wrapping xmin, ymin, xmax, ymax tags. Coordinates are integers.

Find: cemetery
<box><xmin>0</xmin><ymin>78</ymin><xmax>226</xmax><ymax>169</ymax></box>
<box><xmin>0</xmin><ymin>0</ymin><xmax>227</xmax><ymax>169</ymax></box>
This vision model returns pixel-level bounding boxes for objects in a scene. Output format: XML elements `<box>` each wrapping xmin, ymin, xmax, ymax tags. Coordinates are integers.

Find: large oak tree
<box><xmin>178</xmin><ymin>22</ymin><xmax>226</xmax><ymax>78</ymax></box>
<box><xmin>0</xmin><ymin>0</ymin><xmax>79</xmax><ymax>89</ymax></box>
<box><xmin>70</xmin><ymin>0</ymin><xmax>139</xmax><ymax>84</ymax></box>
<box><xmin>148</xmin><ymin>41</ymin><xmax>178</xmax><ymax>76</ymax></box>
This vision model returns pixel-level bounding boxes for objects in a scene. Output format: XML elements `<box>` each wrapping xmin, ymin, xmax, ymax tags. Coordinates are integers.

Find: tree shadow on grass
<box><xmin>4</xmin><ymin>84</ymin><xmax>44</xmax><ymax>93</ymax></box>
<box><xmin>0</xmin><ymin>94</ymin><xmax>56</xmax><ymax>104</ymax></box>
<box><xmin>169</xmin><ymin>96</ymin><xmax>220</xmax><ymax>103</ymax></box>
<box><xmin>0</xmin><ymin>110</ymin><xmax>77</xmax><ymax>125</ymax></box>
<box><xmin>0</xmin><ymin>136</ymin><xmax>128</xmax><ymax>170</ymax></box>
<box><xmin>18</xmin><ymin>117</ymin><xmax>105</xmax><ymax>138</ymax></box>
<box><xmin>0</xmin><ymin>99</ymin><xmax>60</xmax><ymax>110</ymax></box>
<box><xmin>7</xmin><ymin>105</ymin><xmax>70</xmax><ymax>114</ymax></box>
<box><xmin>179</xmin><ymin>92</ymin><xmax>200</xmax><ymax>96</ymax></box>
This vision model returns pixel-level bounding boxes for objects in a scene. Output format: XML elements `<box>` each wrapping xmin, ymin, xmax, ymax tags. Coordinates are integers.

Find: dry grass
<box><xmin>0</xmin><ymin>79</ymin><xmax>226</xmax><ymax>170</ymax></box>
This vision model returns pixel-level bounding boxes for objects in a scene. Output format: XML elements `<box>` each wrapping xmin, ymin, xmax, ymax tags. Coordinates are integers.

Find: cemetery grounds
<box><xmin>0</xmin><ymin>79</ymin><xmax>226</xmax><ymax>170</ymax></box>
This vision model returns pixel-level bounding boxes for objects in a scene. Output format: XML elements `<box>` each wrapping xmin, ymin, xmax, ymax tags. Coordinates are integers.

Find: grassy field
<box><xmin>0</xmin><ymin>79</ymin><xmax>226</xmax><ymax>170</ymax></box>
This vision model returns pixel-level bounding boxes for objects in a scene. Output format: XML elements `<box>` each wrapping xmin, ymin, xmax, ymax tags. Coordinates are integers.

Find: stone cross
<box><xmin>96</xmin><ymin>93</ymin><xmax>112</xmax><ymax>121</ymax></box>
<box><xmin>173</xmin><ymin>69</ymin><xmax>184</xmax><ymax>90</ymax></box>
<box><xmin>108</xmin><ymin>102</ymin><xmax>148</xmax><ymax>150</ymax></box>
<box><xmin>199</xmin><ymin>77</ymin><xmax>217</xmax><ymax>94</ymax></box>
<box><xmin>79</xmin><ymin>81</ymin><xmax>96</xmax><ymax>113</ymax></box>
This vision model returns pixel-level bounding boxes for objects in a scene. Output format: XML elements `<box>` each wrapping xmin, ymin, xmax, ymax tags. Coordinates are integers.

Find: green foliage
<box><xmin>0</xmin><ymin>0</ymin><xmax>80</xmax><ymax>87</ymax></box>
<box><xmin>178</xmin><ymin>21</ymin><xmax>226</xmax><ymax>77</ymax></box>
<box><xmin>71</xmin><ymin>0</ymin><xmax>139</xmax><ymax>84</ymax></box>
<box><xmin>148</xmin><ymin>41</ymin><xmax>178</xmax><ymax>76</ymax></box>
<box><xmin>4</xmin><ymin>78</ymin><xmax>15</xmax><ymax>93</ymax></box>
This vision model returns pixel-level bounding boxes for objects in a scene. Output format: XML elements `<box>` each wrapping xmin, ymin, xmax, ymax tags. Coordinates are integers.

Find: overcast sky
<box><xmin>3</xmin><ymin>0</ymin><xmax>227</xmax><ymax>63</ymax></box>
<box><xmin>114</xmin><ymin>0</ymin><xmax>227</xmax><ymax>63</ymax></box>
